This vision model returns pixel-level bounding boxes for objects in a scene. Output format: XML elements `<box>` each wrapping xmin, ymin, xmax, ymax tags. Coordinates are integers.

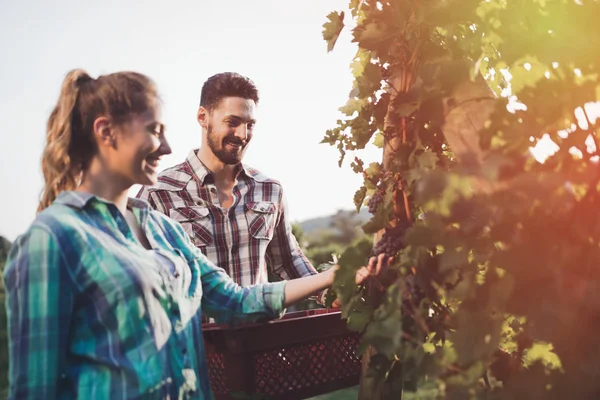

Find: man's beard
<box><xmin>207</xmin><ymin>124</ymin><xmax>246</xmax><ymax>165</ymax></box>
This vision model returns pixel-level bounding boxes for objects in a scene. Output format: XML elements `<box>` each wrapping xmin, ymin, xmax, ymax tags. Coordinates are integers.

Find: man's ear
<box><xmin>197</xmin><ymin>107</ymin><xmax>209</xmax><ymax>129</ymax></box>
<box><xmin>93</xmin><ymin>116</ymin><xmax>116</xmax><ymax>148</ymax></box>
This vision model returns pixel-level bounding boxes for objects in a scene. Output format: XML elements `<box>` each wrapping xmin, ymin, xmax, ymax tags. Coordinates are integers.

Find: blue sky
<box><xmin>0</xmin><ymin>0</ymin><xmax>382</xmax><ymax>241</ymax></box>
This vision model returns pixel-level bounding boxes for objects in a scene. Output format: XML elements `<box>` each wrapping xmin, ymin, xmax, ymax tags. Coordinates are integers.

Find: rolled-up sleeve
<box><xmin>3</xmin><ymin>226</ymin><xmax>74</xmax><ymax>400</ymax></box>
<box><xmin>199</xmin><ymin>257</ymin><xmax>287</xmax><ymax>324</ymax></box>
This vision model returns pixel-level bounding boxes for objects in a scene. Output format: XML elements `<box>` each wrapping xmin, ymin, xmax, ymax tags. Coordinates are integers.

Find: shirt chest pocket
<box><xmin>245</xmin><ymin>201</ymin><xmax>277</xmax><ymax>240</ymax></box>
<box><xmin>169</xmin><ymin>206</ymin><xmax>214</xmax><ymax>247</ymax></box>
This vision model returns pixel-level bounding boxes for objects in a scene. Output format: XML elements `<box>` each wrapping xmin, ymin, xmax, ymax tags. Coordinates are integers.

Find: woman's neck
<box><xmin>77</xmin><ymin>169</ymin><xmax>131</xmax><ymax>215</ymax></box>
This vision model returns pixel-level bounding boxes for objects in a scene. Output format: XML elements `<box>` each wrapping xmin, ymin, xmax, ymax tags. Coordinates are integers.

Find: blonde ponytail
<box><xmin>38</xmin><ymin>69</ymin><xmax>92</xmax><ymax>212</ymax></box>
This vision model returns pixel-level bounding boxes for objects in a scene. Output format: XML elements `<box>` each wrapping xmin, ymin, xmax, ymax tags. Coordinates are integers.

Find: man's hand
<box><xmin>330</xmin><ymin>253</ymin><xmax>389</xmax><ymax>308</ymax></box>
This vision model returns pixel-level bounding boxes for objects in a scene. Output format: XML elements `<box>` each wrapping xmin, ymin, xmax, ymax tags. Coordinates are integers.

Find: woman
<box><xmin>3</xmin><ymin>69</ymin><xmax>384</xmax><ymax>399</ymax></box>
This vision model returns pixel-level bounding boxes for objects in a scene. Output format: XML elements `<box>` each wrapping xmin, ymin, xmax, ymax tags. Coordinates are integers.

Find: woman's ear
<box><xmin>93</xmin><ymin>116</ymin><xmax>116</xmax><ymax>148</ymax></box>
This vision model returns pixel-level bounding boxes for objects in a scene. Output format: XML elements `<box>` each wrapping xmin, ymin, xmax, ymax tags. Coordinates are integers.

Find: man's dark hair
<box><xmin>199</xmin><ymin>72</ymin><xmax>259</xmax><ymax>111</ymax></box>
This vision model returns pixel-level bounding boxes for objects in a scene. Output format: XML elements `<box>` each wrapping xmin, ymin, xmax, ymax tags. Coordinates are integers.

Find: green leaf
<box><xmin>382</xmin><ymin>183</ymin><xmax>395</xmax><ymax>214</ymax></box>
<box><xmin>337</xmin><ymin>140</ymin><xmax>347</xmax><ymax>167</ymax></box>
<box><xmin>362</xmin><ymin>206</ymin><xmax>387</xmax><ymax>234</ymax></box>
<box><xmin>352</xmin><ymin>19</ymin><xmax>390</xmax><ymax>52</ymax></box>
<box><xmin>323</xmin><ymin>11</ymin><xmax>345</xmax><ymax>52</ymax></box>
<box><xmin>354</xmin><ymin>186</ymin><xmax>367</xmax><ymax>212</ymax></box>
<box><xmin>417</xmin><ymin>149</ymin><xmax>439</xmax><ymax>170</ymax></box>
<box><xmin>439</xmin><ymin>247</ymin><xmax>469</xmax><ymax>272</ymax></box>
<box><xmin>356</xmin><ymin>63</ymin><xmax>382</xmax><ymax>98</ymax></box>
<box><xmin>324</xmin><ymin>286</ymin><xmax>338</xmax><ymax>308</ymax></box>
<box><xmin>508</xmin><ymin>57</ymin><xmax>550</xmax><ymax>95</ymax></box>
<box><xmin>349</xmin><ymin>116</ymin><xmax>375</xmax><ymax>149</ymax></box>
<box><xmin>350</xmin><ymin>157</ymin><xmax>364</xmax><ymax>174</ymax></box>
<box><xmin>405</xmin><ymin>225</ymin><xmax>436</xmax><ymax>249</ymax></box>
<box><xmin>320</xmin><ymin>128</ymin><xmax>339</xmax><ymax>146</ymax></box>
<box><xmin>332</xmin><ymin>261</ymin><xmax>359</xmax><ymax>309</ymax></box>
<box><xmin>451</xmin><ymin>307</ymin><xmax>504</xmax><ymax>368</ymax></box>
<box><xmin>365</xmin><ymin>162</ymin><xmax>383</xmax><ymax>179</ymax></box>
<box><xmin>350</xmin><ymin>48</ymin><xmax>371</xmax><ymax>78</ymax></box>
<box><xmin>339</xmin><ymin>97</ymin><xmax>368</xmax><ymax>116</ymax></box>
<box><xmin>392</xmin><ymin>90</ymin><xmax>422</xmax><ymax>118</ymax></box>
<box><xmin>346</xmin><ymin>297</ymin><xmax>374</xmax><ymax>332</ymax></box>
<box><xmin>396</xmin><ymin>101</ymin><xmax>420</xmax><ymax>118</ymax></box>
<box><xmin>372</xmin><ymin>132</ymin><xmax>384</xmax><ymax>148</ymax></box>
<box><xmin>362</xmin><ymin>283</ymin><xmax>404</xmax><ymax>358</ymax></box>
<box><xmin>333</xmin><ymin>238</ymin><xmax>374</xmax><ymax>311</ymax></box>
<box><xmin>422</xmin><ymin>0</ymin><xmax>480</xmax><ymax>27</ymax></box>
<box><xmin>362</xmin><ymin>187</ymin><xmax>394</xmax><ymax>235</ymax></box>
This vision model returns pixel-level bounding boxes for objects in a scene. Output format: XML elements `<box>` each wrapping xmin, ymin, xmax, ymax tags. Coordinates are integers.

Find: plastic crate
<box><xmin>203</xmin><ymin>308</ymin><xmax>361</xmax><ymax>400</ymax></box>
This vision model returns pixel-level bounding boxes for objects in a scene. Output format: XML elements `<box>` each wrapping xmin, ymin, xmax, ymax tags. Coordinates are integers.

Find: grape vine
<box><xmin>323</xmin><ymin>0</ymin><xmax>600</xmax><ymax>399</ymax></box>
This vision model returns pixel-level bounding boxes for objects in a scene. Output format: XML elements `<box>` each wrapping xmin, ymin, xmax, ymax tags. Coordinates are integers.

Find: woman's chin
<box><xmin>137</xmin><ymin>172</ymin><xmax>158</xmax><ymax>186</ymax></box>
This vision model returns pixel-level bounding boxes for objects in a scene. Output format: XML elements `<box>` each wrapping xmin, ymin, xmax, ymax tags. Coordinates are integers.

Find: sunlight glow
<box><xmin>528</xmin><ymin>102</ymin><xmax>600</xmax><ymax>163</ymax></box>
<box><xmin>569</xmin><ymin>147</ymin><xmax>584</xmax><ymax>159</ymax></box>
<box><xmin>575</xmin><ymin>107</ymin><xmax>589</xmax><ymax>130</ymax></box>
<box><xmin>585</xmin><ymin>102</ymin><xmax>600</xmax><ymax>124</ymax></box>
<box><xmin>507</xmin><ymin>95</ymin><xmax>528</xmax><ymax>113</ymax></box>
<box><xmin>500</xmin><ymin>68</ymin><xmax>512</xmax><ymax>82</ymax></box>
<box><xmin>529</xmin><ymin>134</ymin><xmax>560</xmax><ymax>163</ymax></box>
<box><xmin>585</xmin><ymin>134</ymin><xmax>597</xmax><ymax>154</ymax></box>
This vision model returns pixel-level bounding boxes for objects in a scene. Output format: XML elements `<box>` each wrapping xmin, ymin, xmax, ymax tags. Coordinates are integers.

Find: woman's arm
<box><xmin>4</xmin><ymin>226</ymin><xmax>74</xmax><ymax>399</ymax></box>
<box><xmin>198</xmin><ymin>252</ymin><xmax>387</xmax><ymax>325</ymax></box>
<box><xmin>282</xmin><ymin>254</ymin><xmax>386</xmax><ymax>307</ymax></box>
<box><xmin>164</xmin><ymin>214</ymin><xmax>386</xmax><ymax>324</ymax></box>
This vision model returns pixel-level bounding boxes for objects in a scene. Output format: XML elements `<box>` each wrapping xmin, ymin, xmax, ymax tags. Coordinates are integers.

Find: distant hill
<box><xmin>298</xmin><ymin>208</ymin><xmax>371</xmax><ymax>236</ymax></box>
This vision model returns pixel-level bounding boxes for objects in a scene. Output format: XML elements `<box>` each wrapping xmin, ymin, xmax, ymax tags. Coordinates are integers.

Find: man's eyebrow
<box><xmin>224</xmin><ymin>114</ymin><xmax>256</xmax><ymax>124</ymax></box>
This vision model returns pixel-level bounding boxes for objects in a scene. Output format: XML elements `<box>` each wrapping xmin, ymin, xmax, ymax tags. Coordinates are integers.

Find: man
<box><xmin>137</xmin><ymin>72</ymin><xmax>330</xmax><ymax>304</ymax></box>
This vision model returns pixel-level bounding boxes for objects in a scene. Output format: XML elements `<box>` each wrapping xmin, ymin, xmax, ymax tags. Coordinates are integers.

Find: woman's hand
<box><xmin>354</xmin><ymin>253</ymin><xmax>388</xmax><ymax>285</ymax></box>
<box><xmin>330</xmin><ymin>253</ymin><xmax>389</xmax><ymax>307</ymax></box>
<box><xmin>282</xmin><ymin>254</ymin><xmax>390</xmax><ymax>309</ymax></box>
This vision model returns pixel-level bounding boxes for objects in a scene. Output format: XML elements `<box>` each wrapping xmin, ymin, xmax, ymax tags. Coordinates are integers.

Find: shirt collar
<box><xmin>55</xmin><ymin>191</ymin><xmax>150</xmax><ymax>211</ymax></box>
<box><xmin>186</xmin><ymin>148</ymin><xmax>250</xmax><ymax>184</ymax></box>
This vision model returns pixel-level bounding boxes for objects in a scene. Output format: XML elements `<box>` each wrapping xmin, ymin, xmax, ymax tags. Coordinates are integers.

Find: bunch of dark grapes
<box><xmin>373</xmin><ymin>221</ymin><xmax>410</xmax><ymax>258</ymax></box>
<box><xmin>367</xmin><ymin>190</ymin><xmax>384</xmax><ymax>214</ymax></box>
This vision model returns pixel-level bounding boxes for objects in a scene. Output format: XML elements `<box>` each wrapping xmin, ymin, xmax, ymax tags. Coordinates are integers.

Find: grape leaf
<box><xmin>339</xmin><ymin>97</ymin><xmax>368</xmax><ymax>116</ymax></box>
<box><xmin>352</xmin><ymin>19</ymin><xmax>390</xmax><ymax>51</ymax></box>
<box><xmin>323</xmin><ymin>11</ymin><xmax>345</xmax><ymax>52</ymax></box>
<box><xmin>417</xmin><ymin>149</ymin><xmax>439</xmax><ymax>170</ymax></box>
<box><xmin>354</xmin><ymin>186</ymin><xmax>367</xmax><ymax>212</ymax></box>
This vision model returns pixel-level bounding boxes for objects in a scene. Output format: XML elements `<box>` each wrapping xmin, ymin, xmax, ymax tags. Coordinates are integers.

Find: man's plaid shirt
<box><xmin>137</xmin><ymin>149</ymin><xmax>320</xmax><ymax>290</ymax></box>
